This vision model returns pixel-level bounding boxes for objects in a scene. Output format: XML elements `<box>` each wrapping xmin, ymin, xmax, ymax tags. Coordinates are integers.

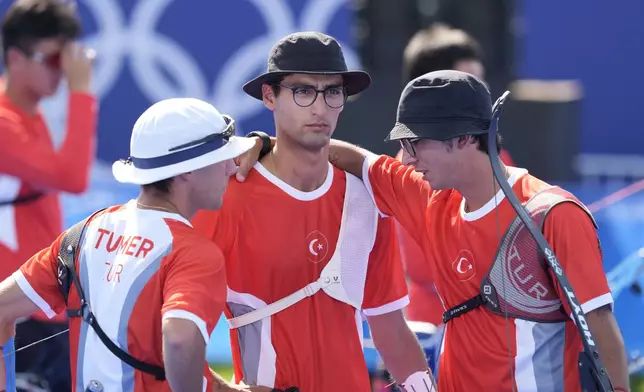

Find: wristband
<box><xmin>614</xmin><ymin>387</ymin><xmax>629</xmax><ymax>392</ymax></box>
<box><xmin>401</xmin><ymin>370</ymin><xmax>436</xmax><ymax>392</ymax></box>
<box><xmin>246</xmin><ymin>131</ymin><xmax>272</xmax><ymax>160</ymax></box>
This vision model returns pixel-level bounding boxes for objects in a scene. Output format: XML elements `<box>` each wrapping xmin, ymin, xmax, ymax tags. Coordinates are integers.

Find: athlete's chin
<box><xmin>37</xmin><ymin>84</ymin><xmax>59</xmax><ymax>98</ymax></box>
<box><xmin>299</xmin><ymin>135</ymin><xmax>331</xmax><ymax>151</ymax></box>
<box><xmin>42</xmin><ymin>77</ymin><xmax>62</xmax><ymax>97</ymax></box>
<box><xmin>423</xmin><ymin>174</ymin><xmax>444</xmax><ymax>189</ymax></box>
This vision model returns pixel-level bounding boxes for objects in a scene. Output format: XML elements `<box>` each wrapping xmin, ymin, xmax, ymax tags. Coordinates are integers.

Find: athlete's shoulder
<box><xmin>509</xmin><ymin>168</ymin><xmax>547</xmax><ymax>200</ymax></box>
<box><xmin>224</xmin><ymin>165</ymin><xmax>273</xmax><ymax>200</ymax></box>
<box><xmin>0</xmin><ymin>95</ymin><xmax>22</xmax><ymax>122</ymax></box>
<box><xmin>84</xmin><ymin>204</ymin><xmax>126</xmax><ymax>226</ymax></box>
<box><xmin>518</xmin><ymin>170</ymin><xmax>581</xmax><ymax>201</ymax></box>
<box><xmin>166</xmin><ymin>219</ymin><xmax>224</xmax><ymax>258</ymax></box>
<box><xmin>331</xmin><ymin>164</ymin><xmax>348</xmax><ymax>181</ymax></box>
<box><xmin>516</xmin><ymin>171</ymin><xmax>592</xmax><ymax>221</ymax></box>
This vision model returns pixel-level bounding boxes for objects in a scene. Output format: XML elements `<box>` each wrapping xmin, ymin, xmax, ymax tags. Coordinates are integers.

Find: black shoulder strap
<box><xmin>0</xmin><ymin>192</ymin><xmax>45</xmax><ymax>207</ymax></box>
<box><xmin>57</xmin><ymin>213</ymin><xmax>97</xmax><ymax>306</ymax></box>
<box><xmin>57</xmin><ymin>209</ymin><xmax>166</xmax><ymax>381</ymax></box>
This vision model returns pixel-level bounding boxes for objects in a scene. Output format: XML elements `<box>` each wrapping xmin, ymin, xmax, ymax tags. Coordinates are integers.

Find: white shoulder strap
<box><xmin>228</xmin><ymin>280</ymin><xmax>333</xmax><ymax>329</ymax></box>
<box><xmin>227</xmin><ymin>172</ymin><xmax>379</xmax><ymax>330</ymax></box>
<box><xmin>319</xmin><ymin>173</ymin><xmax>378</xmax><ymax>308</ymax></box>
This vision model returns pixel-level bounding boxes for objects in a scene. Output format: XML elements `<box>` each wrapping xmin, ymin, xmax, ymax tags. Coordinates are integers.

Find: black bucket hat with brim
<box><xmin>243</xmin><ymin>31</ymin><xmax>371</xmax><ymax>100</ymax></box>
<box><xmin>386</xmin><ymin>70</ymin><xmax>493</xmax><ymax>142</ymax></box>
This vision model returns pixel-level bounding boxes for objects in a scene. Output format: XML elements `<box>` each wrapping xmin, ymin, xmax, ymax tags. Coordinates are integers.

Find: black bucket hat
<box><xmin>386</xmin><ymin>70</ymin><xmax>493</xmax><ymax>142</ymax></box>
<box><xmin>243</xmin><ymin>31</ymin><xmax>371</xmax><ymax>100</ymax></box>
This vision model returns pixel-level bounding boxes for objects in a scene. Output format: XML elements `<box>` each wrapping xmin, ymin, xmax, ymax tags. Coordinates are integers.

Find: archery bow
<box><xmin>488</xmin><ymin>91</ymin><xmax>615</xmax><ymax>392</ymax></box>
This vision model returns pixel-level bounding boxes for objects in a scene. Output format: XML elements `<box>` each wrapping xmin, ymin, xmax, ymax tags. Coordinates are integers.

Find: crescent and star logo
<box><xmin>306</xmin><ymin>230</ymin><xmax>329</xmax><ymax>263</ymax></box>
<box><xmin>451</xmin><ymin>249</ymin><xmax>476</xmax><ymax>281</ymax></box>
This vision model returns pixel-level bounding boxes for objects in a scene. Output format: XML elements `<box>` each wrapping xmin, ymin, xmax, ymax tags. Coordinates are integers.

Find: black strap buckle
<box><xmin>66</xmin><ymin>299</ymin><xmax>89</xmax><ymax>319</ymax></box>
<box><xmin>443</xmin><ymin>294</ymin><xmax>485</xmax><ymax>323</ymax></box>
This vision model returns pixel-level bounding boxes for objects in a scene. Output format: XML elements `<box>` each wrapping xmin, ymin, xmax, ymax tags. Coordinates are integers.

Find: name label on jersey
<box><xmin>94</xmin><ymin>228</ymin><xmax>155</xmax><ymax>259</ymax></box>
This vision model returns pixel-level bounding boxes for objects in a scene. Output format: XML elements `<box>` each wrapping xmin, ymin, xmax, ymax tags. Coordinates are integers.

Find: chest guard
<box><xmin>227</xmin><ymin>173</ymin><xmax>379</xmax><ymax>329</ymax></box>
<box><xmin>443</xmin><ymin>186</ymin><xmax>598</xmax><ymax>324</ymax></box>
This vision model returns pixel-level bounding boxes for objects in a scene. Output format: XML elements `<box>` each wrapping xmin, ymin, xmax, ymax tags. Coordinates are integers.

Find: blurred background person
<box><xmin>0</xmin><ymin>0</ymin><xmax>96</xmax><ymax>390</ymax></box>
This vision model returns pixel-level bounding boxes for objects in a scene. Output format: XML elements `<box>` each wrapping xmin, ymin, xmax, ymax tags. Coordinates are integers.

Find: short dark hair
<box><xmin>443</xmin><ymin>133</ymin><xmax>502</xmax><ymax>156</ymax></box>
<box><xmin>471</xmin><ymin>133</ymin><xmax>502</xmax><ymax>155</ymax></box>
<box><xmin>268</xmin><ymin>75</ymin><xmax>288</xmax><ymax>97</ymax></box>
<box><xmin>403</xmin><ymin>23</ymin><xmax>482</xmax><ymax>84</ymax></box>
<box><xmin>141</xmin><ymin>178</ymin><xmax>173</xmax><ymax>195</ymax></box>
<box><xmin>1</xmin><ymin>0</ymin><xmax>81</xmax><ymax>62</ymax></box>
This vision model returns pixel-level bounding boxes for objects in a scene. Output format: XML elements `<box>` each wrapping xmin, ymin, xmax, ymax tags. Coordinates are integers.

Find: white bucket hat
<box><xmin>112</xmin><ymin>98</ymin><xmax>255</xmax><ymax>185</ymax></box>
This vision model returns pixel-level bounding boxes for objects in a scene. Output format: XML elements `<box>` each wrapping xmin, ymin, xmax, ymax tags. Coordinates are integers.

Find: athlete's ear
<box><xmin>457</xmin><ymin>135</ymin><xmax>473</xmax><ymax>149</ymax></box>
<box><xmin>174</xmin><ymin>172</ymin><xmax>193</xmax><ymax>183</ymax></box>
<box><xmin>262</xmin><ymin>84</ymin><xmax>277</xmax><ymax>111</ymax></box>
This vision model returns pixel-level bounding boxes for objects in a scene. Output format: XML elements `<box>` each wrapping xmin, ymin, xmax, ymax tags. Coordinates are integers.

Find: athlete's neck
<box><xmin>2</xmin><ymin>76</ymin><xmax>40</xmax><ymax>115</ymax></box>
<box><xmin>458</xmin><ymin>155</ymin><xmax>509</xmax><ymax>213</ymax></box>
<box><xmin>136</xmin><ymin>190</ymin><xmax>193</xmax><ymax>221</ymax></box>
<box><xmin>262</xmin><ymin>137</ymin><xmax>329</xmax><ymax>193</ymax></box>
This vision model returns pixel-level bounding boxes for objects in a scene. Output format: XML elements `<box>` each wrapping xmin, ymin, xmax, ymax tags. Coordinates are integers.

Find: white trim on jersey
<box><xmin>227</xmin><ymin>287</ymin><xmax>277</xmax><ymax>388</ymax></box>
<box><xmin>253</xmin><ymin>161</ymin><xmax>334</xmax><ymax>201</ymax></box>
<box><xmin>567</xmin><ymin>292</ymin><xmax>614</xmax><ymax>324</ymax></box>
<box><xmin>514</xmin><ymin>319</ymin><xmax>541</xmax><ymax>391</ymax></box>
<box><xmin>362</xmin><ymin>295</ymin><xmax>410</xmax><ymax>316</ymax></box>
<box><xmin>0</xmin><ymin>175</ymin><xmax>21</xmax><ymax>251</ymax></box>
<box><xmin>580</xmin><ymin>292</ymin><xmax>614</xmax><ymax>315</ymax></box>
<box><xmin>362</xmin><ymin>153</ymin><xmax>388</xmax><ymax>218</ymax></box>
<box><xmin>163</xmin><ymin>309</ymin><xmax>209</xmax><ymax>343</ymax></box>
<box><xmin>12</xmin><ymin>270</ymin><xmax>56</xmax><ymax>318</ymax></box>
<box><xmin>460</xmin><ymin>168</ymin><xmax>528</xmax><ymax>222</ymax></box>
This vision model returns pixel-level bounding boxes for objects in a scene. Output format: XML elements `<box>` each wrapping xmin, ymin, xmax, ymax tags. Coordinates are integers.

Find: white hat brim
<box><xmin>112</xmin><ymin>136</ymin><xmax>256</xmax><ymax>185</ymax></box>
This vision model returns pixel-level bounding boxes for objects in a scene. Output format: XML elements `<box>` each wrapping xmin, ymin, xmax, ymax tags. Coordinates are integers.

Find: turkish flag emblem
<box><xmin>451</xmin><ymin>249</ymin><xmax>476</xmax><ymax>282</ymax></box>
<box><xmin>306</xmin><ymin>230</ymin><xmax>329</xmax><ymax>264</ymax></box>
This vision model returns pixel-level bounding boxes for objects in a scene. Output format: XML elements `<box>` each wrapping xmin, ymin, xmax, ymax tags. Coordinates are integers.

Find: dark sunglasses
<box><xmin>168</xmin><ymin>114</ymin><xmax>236</xmax><ymax>152</ymax></box>
<box><xmin>30</xmin><ymin>51</ymin><xmax>62</xmax><ymax>68</ymax></box>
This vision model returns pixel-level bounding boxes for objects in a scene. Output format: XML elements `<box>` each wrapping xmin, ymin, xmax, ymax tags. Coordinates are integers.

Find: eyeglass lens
<box><xmin>286</xmin><ymin>85</ymin><xmax>347</xmax><ymax>108</ymax></box>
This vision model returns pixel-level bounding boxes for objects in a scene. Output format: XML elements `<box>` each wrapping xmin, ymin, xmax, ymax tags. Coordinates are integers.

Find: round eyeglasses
<box><xmin>277</xmin><ymin>84</ymin><xmax>348</xmax><ymax>108</ymax></box>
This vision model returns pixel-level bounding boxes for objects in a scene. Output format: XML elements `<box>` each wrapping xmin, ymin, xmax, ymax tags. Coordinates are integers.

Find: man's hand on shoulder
<box><xmin>234</xmin><ymin>133</ymin><xmax>275</xmax><ymax>182</ymax></box>
<box><xmin>234</xmin><ymin>137</ymin><xmax>264</xmax><ymax>183</ymax></box>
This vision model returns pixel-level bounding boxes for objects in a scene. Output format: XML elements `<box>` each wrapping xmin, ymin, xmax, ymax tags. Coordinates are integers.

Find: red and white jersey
<box><xmin>364</xmin><ymin>155</ymin><xmax>613</xmax><ymax>392</ymax></box>
<box><xmin>192</xmin><ymin>163</ymin><xmax>409</xmax><ymax>392</ymax></box>
<box><xmin>13</xmin><ymin>201</ymin><xmax>227</xmax><ymax>392</ymax></box>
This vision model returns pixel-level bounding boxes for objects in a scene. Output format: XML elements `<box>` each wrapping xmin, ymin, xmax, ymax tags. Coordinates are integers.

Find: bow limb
<box><xmin>487</xmin><ymin>91</ymin><xmax>614</xmax><ymax>392</ymax></box>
